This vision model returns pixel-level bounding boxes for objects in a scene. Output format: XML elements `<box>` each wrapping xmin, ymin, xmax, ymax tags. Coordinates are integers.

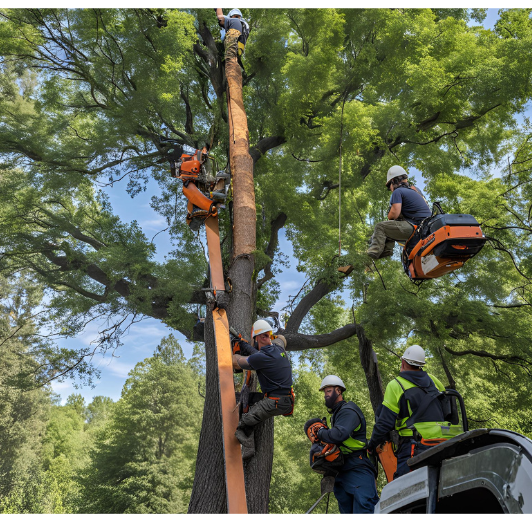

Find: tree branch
<box><xmin>282</xmin><ymin>323</ymin><xmax>358</xmax><ymax>350</ymax></box>
<box><xmin>443</xmin><ymin>345</ymin><xmax>532</xmax><ymax>370</ymax></box>
<box><xmin>355</xmin><ymin>320</ymin><xmax>384</xmax><ymax>413</ymax></box>
<box><xmin>257</xmin><ymin>212</ymin><xmax>287</xmax><ymax>289</ymax></box>
<box><xmin>438</xmin><ymin>346</ymin><xmax>456</xmax><ymax>389</ymax></box>
<box><xmin>284</xmin><ymin>277</ymin><xmax>334</xmax><ymax>333</ymax></box>
<box><xmin>250</xmin><ymin>136</ymin><xmax>287</xmax><ymax>164</ymax></box>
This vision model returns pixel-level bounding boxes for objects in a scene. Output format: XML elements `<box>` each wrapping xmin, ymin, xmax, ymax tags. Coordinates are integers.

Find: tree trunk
<box><xmin>190</xmin><ymin>38</ymin><xmax>268</xmax><ymax>513</ymax></box>
<box><xmin>188</xmin><ymin>308</ymin><xmax>227</xmax><ymax>512</ymax></box>
<box><xmin>224</xmin><ymin>43</ymin><xmax>272</xmax><ymax>514</ymax></box>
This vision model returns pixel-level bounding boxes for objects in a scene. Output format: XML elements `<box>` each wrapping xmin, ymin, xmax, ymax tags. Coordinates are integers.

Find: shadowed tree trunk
<box><xmin>189</xmin><ymin>29</ymin><xmax>267</xmax><ymax>513</ymax></box>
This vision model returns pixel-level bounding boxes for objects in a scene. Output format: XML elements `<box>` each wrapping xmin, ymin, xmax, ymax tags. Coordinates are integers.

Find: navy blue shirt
<box><xmin>390</xmin><ymin>185</ymin><xmax>431</xmax><ymax>224</ymax></box>
<box><xmin>247</xmin><ymin>344</ymin><xmax>292</xmax><ymax>393</ymax></box>
<box><xmin>224</xmin><ymin>16</ymin><xmax>243</xmax><ymax>33</ymax></box>
<box><xmin>319</xmin><ymin>401</ymin><xmax>374</xmax><ymax>472</ymax></box>
<box><xmin>318</xmin><ymin>402</ymin><xmax>362</xmax><ymax>448</ymax></box>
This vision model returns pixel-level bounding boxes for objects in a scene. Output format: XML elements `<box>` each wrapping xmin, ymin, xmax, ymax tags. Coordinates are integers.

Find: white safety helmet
<box><xmin>402</xmin><ymin>345</ymin><xmax>426</xmax><ymax>366</ymax></box>
<box><xmin>319</xmin><ymin>375</ymin><xmax>346</xmax><ymax>392</ymax></box>
<box><xmin>228</xmin><ymin>8</ymin><xmax>243</xmax><ymax>17</ymax></box>
<box><xmin>386</xmin><ymin>165</ymin><xmax>407</xmax><ymax>188</ymax></box>
<box><xmin>251</xmin><ymin>319</ymin><xmax>273</xmax><ymax>338</ymax></box>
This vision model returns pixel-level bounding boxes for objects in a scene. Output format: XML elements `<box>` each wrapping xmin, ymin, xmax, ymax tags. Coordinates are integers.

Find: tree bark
<box><xmin>355</xmin><ymin>323</ymin><xmax>384</xmax><ymax>414</ymax></box>
<box><xmin>188</xmin><ymin>308</ymin><xmax>227</xmax><ymax>512</ymax></box>
<box><xmin>227</xmin><ymin>57</ymin><xmax>255</xmax><ymax>259</ymax></box>
<box><xmin>190</xmin><ymin>32</ymin><xmax>268</xmax><ymax>514</ymax></box>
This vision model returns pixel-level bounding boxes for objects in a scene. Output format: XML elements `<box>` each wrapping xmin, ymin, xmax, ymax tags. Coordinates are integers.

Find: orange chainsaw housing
<box><xmin>173</xmin><ymin>148</ymin><xmax>219</xmax><ymax>228</ymax></box>
<box><xmin>179</xmin><ymin>151</ymin><xmax>204</xmax><ymax>180</ymax></box>
<box><xmin>402</xmin><ymin>213</ymin><xmax>486</xmax><ymax>281</ymax></box>
<box><xmin>376</xmin><ymin>442</ymin><xmax>397</xmax><ymax>483</ymax></box>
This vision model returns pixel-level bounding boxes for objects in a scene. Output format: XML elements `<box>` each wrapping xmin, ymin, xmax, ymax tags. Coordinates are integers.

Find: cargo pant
<box><xmin>394</xmin><ymin>438</ymin><xmax>433</xmax><ymax>478</ymax></box>
<box><xmin>334</xmin><ymin>456</ymin><xmax>380</xmax><ymax>513</ymax></box>
<box><xmin>224</xmin><ymin>28</ymin><xmax>241</xmax><ymax>60</ymax></box>
<box><xmin>235</xmin><ymin>395</ymin><xmax>292</xmax><ymax>459</ymax></box>
<box><xmin>367</xmin><ymin>219</ymin><xmax>414</xmax><ymax>259</ymax></box>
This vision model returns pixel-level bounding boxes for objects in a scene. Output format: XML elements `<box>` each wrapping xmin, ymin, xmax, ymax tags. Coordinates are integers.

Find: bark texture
<box><xmin>226</xmin><ymin>48</ymin><xmax>256</xmax><ymax>258</ymax></box>
<box><xmin>355</xmin><ymin>323</ymin><xmax>385</xmax><ymax>414</ymax></box>
<box><xmin>190</xmin><ymin>37</ymin><xmax>269</xmax><ymax>514</ymax></box>
<box><xmin>188</xmin><ymin>308</ymin><xmax>227</xmax><ymax>512</ymax></box>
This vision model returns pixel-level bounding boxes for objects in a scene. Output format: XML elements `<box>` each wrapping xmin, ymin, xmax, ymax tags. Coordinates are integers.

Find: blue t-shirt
<box><xmin>390</xmin><ymin>185</ymin><xmax>431</xmax><ymax>224</ymax></box>
<box><xmin>247</xmin><ymin>344</ymin><xmax>292</xmax><ymax>393</ymax></box>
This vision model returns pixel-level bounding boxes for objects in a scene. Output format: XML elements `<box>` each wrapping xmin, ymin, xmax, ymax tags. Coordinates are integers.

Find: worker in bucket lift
<box><xmin>306</xmin><ymin>376</ymin><xmax>379</xmax><ymax>513</ymax></box>
<box><xmin>232</xmin><ymin>320</ymin><xmax>293</xmax><ymax>460</ymax></box>
<box><xmin>367</xmin><ymin>345</ymin><xmax>447</xmax><ymax>478</ymax></box>
<box><xmin>367</xmin><ymin>165</ymin><xmax>432</xmax><ymax>260</ymax></box>
<box><xmin>215</xmin><ymin>8</ymin><xmax>250</xmax><ymax>60</ymax></box>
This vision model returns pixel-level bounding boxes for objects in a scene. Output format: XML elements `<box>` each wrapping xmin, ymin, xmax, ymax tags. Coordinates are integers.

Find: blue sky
<box><xmin>52</xmin><ymin>174</ymin><xmax>306</xmax><ymax>403</ymax></box>
<box><xmin>51</xmin><ymin>7</ymin><xmax>524</xmax><ymax>404</ymax></box>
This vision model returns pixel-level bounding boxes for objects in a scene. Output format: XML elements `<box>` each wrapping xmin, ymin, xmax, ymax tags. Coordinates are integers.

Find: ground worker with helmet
<box><xmin>368</xmin><ymin>345</ymin><xmax>449</xmax><ymax>478</ymax></box>
<box><xmin>367</xmin><ymin>165</ymin><xmax>432</xmax><ymax>260</ymax></box>
<box><xmin>306</xmin><ymin>375</ymin><xmax>379</xmax><ymax>513</ymax></box>
<box><xmin>215</xmin><ymin>8</ymin><xmax>250</xmax><ymax>59</ymax></box>
<box><xmin>232</xmin><ymin>320</ymin><xmax>293</xmax><ymax>459</ymax></box>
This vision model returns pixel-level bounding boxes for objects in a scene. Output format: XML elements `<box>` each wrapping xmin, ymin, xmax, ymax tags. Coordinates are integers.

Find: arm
<box><xmin>388</xmin><ymin>203</ymin><xmax>402</xmax><ymax>220</ymax></box>
<box><xmin>368</xmin><ymin>405</ymin><xmax>398</xmax><ymax>449</ymax></box>
<box><xmin>368</xmin><ymin>380</ymin><xmax>402</xmax><ymax>450</ymax></box>
<box><xmin>215</xmin><ymin>8</ymin><xmax>225</xmax><ymax>26</ymax></box>
<box><xmin>233</xmin><ymin>354</ymin><xmax>252</xmax><ymax>370</ymax></box>
<box><xmin>233</xmin><ymin>347</ymin><xmax>264</xmax><ymax>371</ymax></box>
<box><xmin>317</xmin><ymin>407</ymin><xmax>361</xmax><ymax>446</ymax></box>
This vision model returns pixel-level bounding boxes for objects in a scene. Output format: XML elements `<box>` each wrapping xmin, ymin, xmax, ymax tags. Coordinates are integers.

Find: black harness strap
<box><xmin>394</xmin><ymin>377</ymin><xmax>443</xmax><ymax>428</ymax></box>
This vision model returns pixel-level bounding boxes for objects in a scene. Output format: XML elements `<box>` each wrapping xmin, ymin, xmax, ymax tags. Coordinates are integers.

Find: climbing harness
<box><xmin>164</xmin><ymin>138</ymin><xmax>247</xmax><ymax>514</ymax></box>
<box><xmin>266</xmin><ymin>388</ymin><xmax>295</xmax><ymax>416</ymax></box>
<box><xmin>402</xmin><ymin>202</ymin><xmax>486</xmax><ymax>282</ymax></box>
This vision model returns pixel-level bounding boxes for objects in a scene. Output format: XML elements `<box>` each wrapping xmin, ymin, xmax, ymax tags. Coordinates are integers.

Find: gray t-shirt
<box><xmin>390</xmin><ymin>185</ymin><xmax>431</xmax><ymax>224</ymax></box>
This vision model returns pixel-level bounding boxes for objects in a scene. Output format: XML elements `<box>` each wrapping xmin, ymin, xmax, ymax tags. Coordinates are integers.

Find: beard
<box><xmin>325</xmin><ymin>389</ymin><xmax>339</xmax><ymax>409</ymax></box>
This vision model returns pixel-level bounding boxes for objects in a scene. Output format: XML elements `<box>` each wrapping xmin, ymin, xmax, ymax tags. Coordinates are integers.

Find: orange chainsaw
<box><xmin>162</xmin><ymin>137</ymin><xmax>230</xmax><ymax>230</ymax></box>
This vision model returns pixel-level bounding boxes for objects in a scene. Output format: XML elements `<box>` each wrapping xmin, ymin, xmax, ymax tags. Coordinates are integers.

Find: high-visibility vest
<box><xmin>326</xmin><ymin>401</ymin><xmax>367</xmax><ymax>454</ymax></box>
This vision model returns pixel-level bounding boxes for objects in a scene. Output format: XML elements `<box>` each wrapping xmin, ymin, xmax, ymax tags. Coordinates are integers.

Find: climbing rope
<box><xmin>338</xmin><ymin>97</ymin><xmax>346</xmax><ymax>257</ymax></box>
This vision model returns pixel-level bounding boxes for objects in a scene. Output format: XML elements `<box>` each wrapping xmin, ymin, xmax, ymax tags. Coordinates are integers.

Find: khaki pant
<box><xmin>224</xmin><ymin>28</ymin><xmax>241</xmax><ymax>60</ymax></box>
<box><xmin>367</xmin><ymin>220</ymin><xmax>414</xmax><ymax>259</ymax></box>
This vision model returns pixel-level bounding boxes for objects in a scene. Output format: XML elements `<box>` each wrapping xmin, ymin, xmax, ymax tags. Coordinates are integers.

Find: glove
<box><xmin>240</xmin><ymin>339</ymin><xmax>258</xmax><ymax>356</ymax></box>
<box><xmin>232</xmin><ymin>337</ymin><xmax>242</xmax><ymax>355</ymax></box>
<box><xmin>232</xmin><ymin>334</ymin><xmax>250</xmax><ymax>355</ymax></box>
<box><xmin>306</xmin><ymin>421</ymin><xmax>327</xmax><ymax>443</ymax></box>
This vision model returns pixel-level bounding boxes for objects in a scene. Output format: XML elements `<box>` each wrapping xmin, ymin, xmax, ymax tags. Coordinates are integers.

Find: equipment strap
<box><xmin>331</xmin><ymin>402</ymin><xmax>367</xmax><ymax>453</ymax></box>
<box><xmin>394</xmin><ymin>377</ymin><xmax>443</xmax><ymax>428</ymax></box>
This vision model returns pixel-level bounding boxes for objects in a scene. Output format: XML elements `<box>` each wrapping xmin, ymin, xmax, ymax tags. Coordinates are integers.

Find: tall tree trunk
<box><xmin>224</xmin><ymin>44</ymin><xmax>272</xmax><ymax>514</ymax></box>
<box><xmin>190</xmin><ymin>39</ymin><xmax>268</xmax><ymax>513</ymax></box>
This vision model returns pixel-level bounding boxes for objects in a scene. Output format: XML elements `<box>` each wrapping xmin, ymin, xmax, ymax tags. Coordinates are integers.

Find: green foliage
<box><xmin>1</xmin><ymin>7</ymin><xmax>532</xmax><ymax>512</ymax></box>
<box><xmin>79</xmin><ymin>339</ymin><xmax>203</xmax><ymax>513</ymax></box>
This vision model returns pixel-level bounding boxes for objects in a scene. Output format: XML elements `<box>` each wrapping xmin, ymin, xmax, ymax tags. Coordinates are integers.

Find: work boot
<box><xmin>235</xmin><ymin>427</ymin><xmax>255</xmax><ymax>460</ymax></box>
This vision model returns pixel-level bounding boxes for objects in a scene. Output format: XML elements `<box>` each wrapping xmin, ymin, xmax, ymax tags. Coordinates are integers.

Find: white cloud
<box><xmin>140</xmin><ymin>218</ymin><xmax>167</xmax><ymax>230</ymax></box>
